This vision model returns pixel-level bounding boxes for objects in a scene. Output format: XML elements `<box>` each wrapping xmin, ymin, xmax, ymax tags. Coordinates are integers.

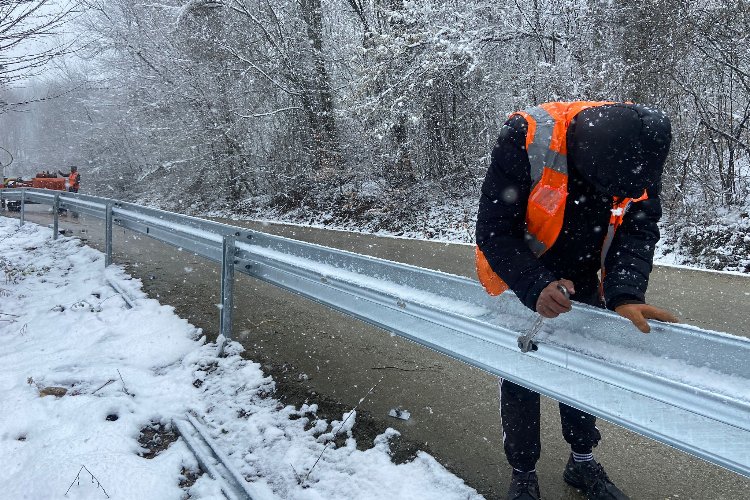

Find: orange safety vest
<box><xmin>476</xmin><ymin>101</ymin><xmax>648</xmax><ymax>296</ymax></box>
<box><xmin>67</xmin><ymin>171</ymin><xmax>80</xmax><ymax>190</ymax></box>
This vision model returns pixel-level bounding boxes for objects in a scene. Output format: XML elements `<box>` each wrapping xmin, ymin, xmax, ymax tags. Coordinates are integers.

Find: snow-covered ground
<box><xmin>0</xmin><ymin>217</ymin><xmax>481</xmax><ymax>500</ymax></box>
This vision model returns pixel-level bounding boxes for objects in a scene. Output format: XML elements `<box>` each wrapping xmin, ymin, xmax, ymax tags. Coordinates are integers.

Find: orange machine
<box><xmin>3</xmin><ymin>172</ymin><xmax>67</xmax><ymax>191</ymax></box>
<box><xmin>32</xmin><ymin>174</ymin><xmax>66</xmax><ymax>191</ymax></box>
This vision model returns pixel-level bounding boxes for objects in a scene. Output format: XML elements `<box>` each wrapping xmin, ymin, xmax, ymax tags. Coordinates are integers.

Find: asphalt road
<box><xmin>6</xmin><ymin>205</ymin><xmax>750</xmax><ymax>500</ymax></box>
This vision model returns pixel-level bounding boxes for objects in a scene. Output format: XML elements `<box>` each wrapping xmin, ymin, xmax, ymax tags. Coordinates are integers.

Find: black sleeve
<box><xmin>603</xmin><ymin>187</ymin><xmax>662</xmax><ymax>309</ymax></box>
<box><xmin>476</xmin><ymin>115</ymin><xmax>557</xmax><ymax>311</ymax></box>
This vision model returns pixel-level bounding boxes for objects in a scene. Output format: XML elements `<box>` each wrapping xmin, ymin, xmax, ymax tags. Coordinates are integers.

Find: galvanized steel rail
<box><xmin>173</xmin><ymin>415</ymin><xmax>256</xmax><ymax>500</ymax></box>
<box><xmin>2</xmin><ymin>188</ymin><xmax>750</xmax><ymax>478</ymax></box>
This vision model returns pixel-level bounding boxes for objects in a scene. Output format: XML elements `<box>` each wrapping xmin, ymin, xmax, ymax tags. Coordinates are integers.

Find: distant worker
<box><xmin>475</xmin><ymin>102</ymin><xmax>679</xmax><ymax>500</ymax></box>
<box><xmin>58</xmin><ymin>166</ymin><xmax>80</xmax><ymax>193</ymax></box>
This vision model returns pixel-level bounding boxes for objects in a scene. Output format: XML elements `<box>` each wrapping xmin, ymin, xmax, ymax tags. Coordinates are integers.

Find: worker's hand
<box><xmin>536</xmin><ymin>279</ymin><xmax>575</xmax><ymax>318</ymax></box>
<box><xmin>614</xmin><ymin>303</ymin><xmax>678</xmax><ymax>333</ymax></box>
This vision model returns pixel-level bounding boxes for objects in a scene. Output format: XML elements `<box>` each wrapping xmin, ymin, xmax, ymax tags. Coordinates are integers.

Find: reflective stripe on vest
<box><xmin>475</xmin><ymin>101</ymin><xmax>646</xmax><ymax>297</ymax></box>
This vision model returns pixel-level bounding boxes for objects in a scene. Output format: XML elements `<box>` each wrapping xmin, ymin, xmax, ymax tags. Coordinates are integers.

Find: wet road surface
<box><xmin>6</xmin><ymin>205</ymin><xmax>750</xmax><ymax>499</ymax></box>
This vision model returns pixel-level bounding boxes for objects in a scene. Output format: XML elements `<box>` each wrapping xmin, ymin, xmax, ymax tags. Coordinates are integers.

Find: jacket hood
<box><xmin>567</xmin><ymin>103</ymin><xmax>671</xmax><ymax>198</ymax></box>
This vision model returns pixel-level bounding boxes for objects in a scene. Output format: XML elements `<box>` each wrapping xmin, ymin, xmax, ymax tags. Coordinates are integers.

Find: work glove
<box><xmin>614</xmin><ymin>303</ymin><xmax>678</xmax><ymax>333</ymax></box>
<box><xmin>535</xmin><ymin>279</ymin><xmax>575</xmax><ymax>318</ymax></box>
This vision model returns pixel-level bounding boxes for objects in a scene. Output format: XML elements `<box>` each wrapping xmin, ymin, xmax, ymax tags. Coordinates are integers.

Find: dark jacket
<box><xmin>476</xmin><ymin>114</ymin><xmax>662</xmax><ymax>311</ymax></box>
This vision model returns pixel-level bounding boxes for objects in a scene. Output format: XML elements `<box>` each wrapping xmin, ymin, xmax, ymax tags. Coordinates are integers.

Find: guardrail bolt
<box><xmin>245</xmin><ymin>264</ymin><xmax>252</xmax><ymax>270</ymax></box>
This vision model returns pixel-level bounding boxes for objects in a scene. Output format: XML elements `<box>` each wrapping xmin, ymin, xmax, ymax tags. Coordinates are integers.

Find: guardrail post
<box><xmin>218</xmin><ymin>234</ymin><xmax>238</xmax><ymax>356</ymax></box>
<box><xmin>20</xmin><ymin>190</ymin><xmax>25</xmax><ymax>226</ymax></box>
<box><xmin>105</xmin><ymin>202</ymin><xmax>113</xmax><ymax>266</ymax></box>
<box><xmin>53</xmin><ymin>193</ymin><xmax>60</xmax><ymax>240</ymax></box>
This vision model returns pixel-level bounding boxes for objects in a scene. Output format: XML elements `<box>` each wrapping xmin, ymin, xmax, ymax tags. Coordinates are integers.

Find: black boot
<box><xmin>507</xmin><ymin>470</ymin><xmax>541</xmax><ymax>500</ymax></box>
<box><xmin>563</xmin><ymin>454</ymin><xmax>629</xmax><ymax>499</ymax></box>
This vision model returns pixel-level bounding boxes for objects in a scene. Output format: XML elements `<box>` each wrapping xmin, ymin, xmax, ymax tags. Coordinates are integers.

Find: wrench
<box><xmin>517</xmin><ymin>284</ymin><xmax>570</xmax><ymax>353</ymax></box>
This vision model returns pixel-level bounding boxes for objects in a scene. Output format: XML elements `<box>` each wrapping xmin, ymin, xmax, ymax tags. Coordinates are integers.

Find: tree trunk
<box><xmin>299</xmin><ymin>0</ymin><xmax>340</xmax><ymax>174</ymax></box>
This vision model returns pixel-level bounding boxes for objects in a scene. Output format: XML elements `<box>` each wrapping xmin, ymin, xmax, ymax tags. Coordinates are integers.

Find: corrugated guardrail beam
<box><xmin>2</xmin><ymin>188</ymin><xmax>749</xmax><ymax>478</ymax></box>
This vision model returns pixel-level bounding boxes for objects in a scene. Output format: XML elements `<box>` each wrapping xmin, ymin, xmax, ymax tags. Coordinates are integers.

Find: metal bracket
<box><xmin>218</xmin><ymin>235</ymin><xmax>237</xmax><ymax>356</ymax></box>
<box><xmin>19</xmin><ymin>190</ymin><xmax>25</xmax><ymax>226</ymax></box>
<box><xmin>53</xmin><ymin>193</ymin><xmax>60</xmax><ymax>240</ymax></box>
<box><xmin>105</xmin><ymin>202</ymin><xmax>113</xmax><ymax>267</ymax></box>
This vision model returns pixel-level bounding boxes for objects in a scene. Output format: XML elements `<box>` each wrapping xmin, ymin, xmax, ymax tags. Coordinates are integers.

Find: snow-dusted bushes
<box><xmin>661</xmin><ymin>211</ymin><xmax>750</xmax><ymax>273</ymax></box>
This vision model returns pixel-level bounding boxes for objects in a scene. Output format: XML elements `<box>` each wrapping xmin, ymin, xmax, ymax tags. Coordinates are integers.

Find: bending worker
<box><xmin>475</xmin><ymin>101</ymin><xmax>678</xmax><ymax>500</ymax></box>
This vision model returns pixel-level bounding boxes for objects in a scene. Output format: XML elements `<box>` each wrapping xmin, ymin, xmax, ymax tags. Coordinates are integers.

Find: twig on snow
<box><xmin>64</xmin><ymin>464</ymin><xmax>110</xmax><ymax>498</ymax></box>
<box><xmin>302</xmin><ymin>376</ymin><xmax>384</xmax><ymax>483</ymax></box>
<box><xmin>91</xmin><ymin>379</ymin><xmax>116</xmax><ymax>395</ymax></box>
<box><xmin>117</xmin><ymin>369</ymin><xmax>134</xmax><ymax>397</ymax></box>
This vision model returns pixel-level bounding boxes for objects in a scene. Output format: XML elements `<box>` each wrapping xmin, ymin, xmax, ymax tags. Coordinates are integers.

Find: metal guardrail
<box><xmin>174</xmin><ymin>415</ymin><xmax>256</xmax><ymax>500</ymax></box>
<box><xmin>2</xmin><ymin>188</ymin><xmax>750</xmax><ymax>479</ymax></box>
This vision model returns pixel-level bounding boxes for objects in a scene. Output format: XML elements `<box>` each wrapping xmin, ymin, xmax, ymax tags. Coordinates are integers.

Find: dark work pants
<box><xmin>500</xmin><ymin>379</ymin><xmax>601</xmax><ymax>471</ymax></box>
<box><xmin>500</xmin><ymin>287</ymin><xmax>604</xmax><ymax>472</ymax></box>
